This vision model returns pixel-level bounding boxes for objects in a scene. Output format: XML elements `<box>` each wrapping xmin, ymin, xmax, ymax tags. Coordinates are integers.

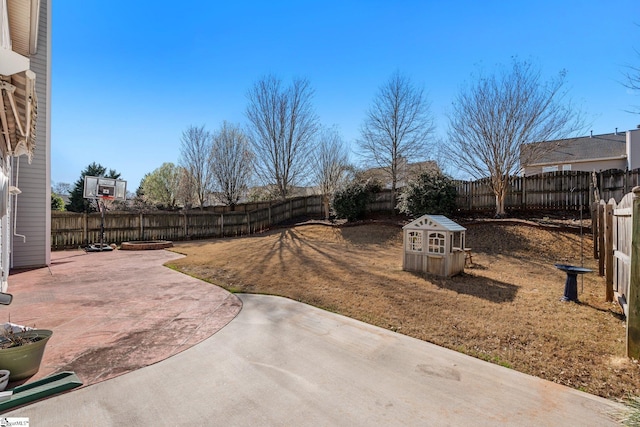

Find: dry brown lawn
<box><xmin>167</xmin><ymin>221</ymin><xmax>639</xmax><ymax>400</ymax></box>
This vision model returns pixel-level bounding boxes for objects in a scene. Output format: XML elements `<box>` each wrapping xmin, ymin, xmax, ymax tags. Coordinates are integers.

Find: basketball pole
<box><xmin>99</xmin><ymin>197</ymin><xmax>105</xmax><ymax>251</ymax></box>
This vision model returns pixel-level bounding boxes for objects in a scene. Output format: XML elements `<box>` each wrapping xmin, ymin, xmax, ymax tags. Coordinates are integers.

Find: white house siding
<box><xmin>11</xmin><ymin>0</ymin><xmax>50</xmax><ymax>268</ymax></box>
<box><xmin>523</xmin><ymin>158</ymin><xmax>627</xmax><ymax>176</ymax></box>
<box><xmin>627</xmin><ymin>129</ymin><xmax>640</xmax><ymax>171</ymax></box>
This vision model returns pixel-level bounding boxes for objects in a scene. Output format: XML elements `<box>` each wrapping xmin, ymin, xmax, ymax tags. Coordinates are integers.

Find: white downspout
<box><xmin>11</xmin><ymin>156</ymin><xmax>25</xmax><ymax>245</ymax></box>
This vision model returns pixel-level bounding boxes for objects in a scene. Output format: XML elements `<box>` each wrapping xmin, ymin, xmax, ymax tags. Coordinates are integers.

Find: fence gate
<box><xmin>608</xmin><ymin>187</ymin><xmax>640</xmax><ymax>358</ymax></box>
<box><xmin>612</xmin><ymin>195</ymin><xmax>633</xmax><ymax>316</ymax></box>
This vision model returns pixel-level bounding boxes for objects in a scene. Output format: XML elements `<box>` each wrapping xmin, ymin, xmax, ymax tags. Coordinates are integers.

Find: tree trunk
<box><xmin>323</xmin><ymin>195</ymin><xmax>330</xmax><ymax>220</ymax></box>
<box><xmin>495</xmin><ymin>190</ymin><xmax>506</xmax><ymax>216</ymax></box>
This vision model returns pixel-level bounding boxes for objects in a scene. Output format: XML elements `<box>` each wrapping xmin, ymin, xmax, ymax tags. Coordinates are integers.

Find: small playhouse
<box><xmin>402</xmin><ymin>215</ymin><xmax>467</xmax><ymax>277</ymax></box>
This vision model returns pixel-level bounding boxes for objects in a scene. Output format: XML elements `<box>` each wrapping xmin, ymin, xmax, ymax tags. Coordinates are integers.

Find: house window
<box><xmin>542</xmin><ymin>165</ymin><xmax>558</xmax><ymax>173</ymax></box>
<box><xmin>407</xmin><ymin>231</ymin><xmax>422</xmax><ymax>252</ymax></box>
<box><xmin>427</xmin><ymin>232</ymin><xmax>445</xmax><ymax>254</ymax></box>
<box><xmin>562</xmin><ymin>164</ymin><xmax>572</xmax><ymax>171</ymax></box>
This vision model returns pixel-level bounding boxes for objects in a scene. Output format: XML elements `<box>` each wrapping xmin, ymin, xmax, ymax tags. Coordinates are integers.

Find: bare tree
<box><xmin>179</xmin><ymin>125</ymin><xmax>214</xmax><ymax>208</ymax></box>
<box><xmin>312</xmin><ymin>126</ymin><xmax>351</xmax><ymax>219</ymax></box>
<box><xmin>447</xmin><ymin>59</ymin><xmax>584</xmax><ymax>216</ymax></box>
<box><xmin>175</xmin><ymin>166</ymin><xmax>196</xmax><ymax>209</ymax></box>
<box><xmin>623</xmin><ymin>49</ymin><xmax>640</xmax><ymax>114</ymax></box>
<box><xmin>52</xmin><ymin>182</ymin><xmax>72</xmax><ymax>196</ymax></box>
<box><xmin>211</xmin><ymin>121</ymin><xmax>254</xmax><ymax>208</ymax></box>
<box><xmin>358</xmin><ymin>70</ymin><xmax>435</xmax><ymax>201</ymax></box>
<box><xmin>246</xmin><ymin>75</ymin><xmax>319</xmax><ymax>200</ymax></box>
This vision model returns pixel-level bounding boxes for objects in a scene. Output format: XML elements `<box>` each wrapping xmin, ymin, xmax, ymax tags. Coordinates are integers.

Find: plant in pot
<box><xmin>0</xmin><ymin>323</ymin><xmax>52</xmax><ymax>382</ymax></box>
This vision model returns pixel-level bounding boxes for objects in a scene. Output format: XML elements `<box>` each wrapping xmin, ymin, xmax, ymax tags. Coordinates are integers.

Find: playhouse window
<box><xmin>407</xmin><ymin>231</ymin><xmax>422</xmax><ymax>252</ymax></box>
<box><xmin>427</xmin><ymin>232</ymin><xmax>445</xmax><ymax>254</ymax></box>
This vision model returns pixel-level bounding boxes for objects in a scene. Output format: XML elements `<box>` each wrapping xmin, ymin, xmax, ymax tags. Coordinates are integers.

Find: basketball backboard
<box><xmin>83</xmin><ymin>176</ymin><xmax>127</xmax><ymax>200</ymax></box>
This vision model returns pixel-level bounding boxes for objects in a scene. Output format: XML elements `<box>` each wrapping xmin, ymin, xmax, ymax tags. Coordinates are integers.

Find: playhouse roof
<box><xmin>402</xmin><ymin>215</ymin><xmax>466</xmax><ymax>232</ymax></box>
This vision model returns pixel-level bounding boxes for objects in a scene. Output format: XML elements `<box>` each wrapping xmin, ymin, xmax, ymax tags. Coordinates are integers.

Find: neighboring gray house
<box><xmin>0</xmin><ymin>0</ymin><xmax>50</xmax><ymax>279</ymax></box>
<box><xmin>520</xmin><ymin>128</ymin><xmax>640</xmax><ymax>176</ymax></box>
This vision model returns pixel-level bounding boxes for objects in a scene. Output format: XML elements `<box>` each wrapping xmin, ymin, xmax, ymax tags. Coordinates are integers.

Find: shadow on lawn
<box><xmin>414</xmin><ymin>269</ymin><xmax>519</xmax><ymax>303</ymax></box>
<box><xmin>577</xmin><ymin>300</ymin><xmax>625</xmax><ymax>321</ymax></box>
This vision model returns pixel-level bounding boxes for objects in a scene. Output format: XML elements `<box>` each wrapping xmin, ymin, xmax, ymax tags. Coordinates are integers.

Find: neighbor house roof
<box><xmin>360</xmin><ymin>160</ymin><xmax>440</xmax><ymax>188</ymax></box>
<box><xmin>520</xmin><ymin>132</ymin><xmax>626</xmax><ymax>167</ymax></box>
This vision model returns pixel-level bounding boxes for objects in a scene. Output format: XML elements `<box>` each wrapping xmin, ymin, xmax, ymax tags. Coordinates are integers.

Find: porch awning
<box><xmin>0</xmin><ymin>70</ymin><xmax>37</xmax><ymax>161</ymax></box>
<box><xmin>0</xmin><ymin>0</ymin><xmax>39</xmax><ymax>162</ymax></box>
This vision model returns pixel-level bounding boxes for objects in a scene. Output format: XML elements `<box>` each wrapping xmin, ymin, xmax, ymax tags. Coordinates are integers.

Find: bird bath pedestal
<box><xmin>554</xmin><ymin>264</ymin><xmax>593</xmax><ymax>302</ymax></box>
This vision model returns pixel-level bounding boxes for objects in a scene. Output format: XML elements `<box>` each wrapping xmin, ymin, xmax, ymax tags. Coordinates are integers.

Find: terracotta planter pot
<box><xmin>0</xmin><ymin>329</ymin><xmax>52</xmax><ymax>381</ymax></box>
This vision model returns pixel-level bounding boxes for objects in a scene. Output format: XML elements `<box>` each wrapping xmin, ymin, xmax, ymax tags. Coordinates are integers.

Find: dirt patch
<box><xmin>167</xmin><ymin>222</ymin><xmax>638</xmax><ymax>399</ymax></box>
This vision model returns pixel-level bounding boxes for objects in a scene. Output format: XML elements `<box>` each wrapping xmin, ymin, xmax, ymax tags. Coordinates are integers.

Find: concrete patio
<box><xmin>5</xmin><ymin>248</ymin><xmax>241</xmax><ymax>387</ymax></box>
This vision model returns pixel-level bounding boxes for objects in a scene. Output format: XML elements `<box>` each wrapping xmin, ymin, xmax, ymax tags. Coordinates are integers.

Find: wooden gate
<box><xmin>598</xmin><ymin>187</ymin><xmax>640</xmax><ymax>357</ymax></box>
<box><xmin>611</xmin><ymin>194</ymin><xmax>633</xmax><ymax>316</ymax></box>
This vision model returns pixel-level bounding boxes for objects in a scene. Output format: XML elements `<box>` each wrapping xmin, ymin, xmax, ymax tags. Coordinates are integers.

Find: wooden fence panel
<box><xmin>104</xmin><ymin>212</ymin><xmax>140</xmax><ymax>243</ymax></box>
<box><xmin>506</xmin><ymin>176</ymin><xmax>523</xmax><ymax>209</ymax></box>
<box><xmin>520</xmin><ymin>171</ymin><xmax>590</xmax><ymax>210</ymax></box>
<box><xmin>461</xmin><ymin>179</ymin><xmax>495</xmax><ymax>211</ymax></box>
<box><xmin>141</xmin><ymin>212</ymin><xmax>185</xmax><ymax>241</ymax></box>
<box><xmin>612</xmin><ymin>194</ymin><xmax>634</xmax><ymax>316</ymax></box>
<box><xmin>593</xmin><ymin>187</ymin><xmax>640</xmax><ymax>358</ymax></box>
<box><xmin>187</xmin><ymin>212</ymin><xmax>222</xmax><ymax>239</ymax></box>
<box><xmin>605</xmin><ymin>202</ymin><xmax>614</xmax><ymax>301</ymax></box>
<box><xmin>291</xmin><ymin>197</ymin><xmax>310</xmax><ymax>218</ymax></box>
<box><xmin>270</xmin><ymin>201</ymin><xmax>292</xmax><ymax>225</ymax></box>
<box><xmin>629</xmin><ymin>188</ymin><xmax>640</xmax><ymax>358</ymax></box>
<box><xmin>305</xmin><ymin>195</ymin><xmax>323</xmax><ymax>216</ymax></box>
<box><xmin>452</xmin><ymin>170</ymin><xmax>633</xmax><ymax>212</ymax></box>
<box><xmin>53</xmin><ymin>170</ymin><xmax>640</xmax><ymax>249</ymax></box>
<box><xmin>220</xmin><ymin>212</ymin><xmax>249</xmax><ymax>236</ymax></box>
<box><xmin>248</xmin><ymin>208</ymin><xmax>271</xmax><ymax>234</ymax></box>
<box><xmin>51</xmin><ymin>213</ymin><xmax>86</xmax><ymax>249</ymax></box>
<box><xmin>368</xmin><ymin>191</ymin><xmax>395</xmax><ymax>212</ymax></box>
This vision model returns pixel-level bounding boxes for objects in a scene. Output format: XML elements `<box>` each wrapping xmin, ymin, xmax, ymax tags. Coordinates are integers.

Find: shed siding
<box><xmin>12</xmin><ymin>0</ymin><xmax>50</xmax><ymax>268</ymax></box>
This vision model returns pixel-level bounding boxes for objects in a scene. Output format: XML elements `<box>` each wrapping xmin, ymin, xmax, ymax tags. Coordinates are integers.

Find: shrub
<box><xmin>332</xmin><ymin>179</ymin><xmax>381</xmax><ymax>221</ymax></box>
<box><xmin>51</xmin><ymin>193</ymin><xmax>65</xmax><ymax>211</ymax></box>
<box><xmin>397</xmin><ymin>172</ymin><xmax>457</xmax><ymax>217</ymax></box>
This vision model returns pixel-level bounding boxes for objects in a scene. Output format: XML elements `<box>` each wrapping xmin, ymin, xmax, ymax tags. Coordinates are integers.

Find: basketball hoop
<box><xmin>82</xmin><ymin>176</ymin><xmax>128</xmax><ymax>252</ymax></box>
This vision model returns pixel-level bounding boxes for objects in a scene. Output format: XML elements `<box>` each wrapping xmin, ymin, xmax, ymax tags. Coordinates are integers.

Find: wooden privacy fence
<box><xmin>454</xmin><ymin>173</ymin><xmax>591</xmax><ymax>211</ymax></box>
<box><xmin>593</xmin><ymin>187</ymin><xmax>640</xmax><ymax>358</ymax></box>
<box><xmin>52</xmin><ymin>169</ymin><xmax>640</xmax><ymax>249</ymax></box>
<box><xmin>455</xmin><ymin>169</ymin><xmax>640</xmax><ymax>212</ymax></box>
<box><xmin>51</xmin><ymin>196</ymin><xmax>323</xmax><ymax>250</ymax></box>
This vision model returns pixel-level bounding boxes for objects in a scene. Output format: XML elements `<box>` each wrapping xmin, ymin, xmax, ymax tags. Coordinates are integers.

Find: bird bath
<box><xmin>554</xmin><ymin>264</ymin><xmax>593</xmax><ymax>302</ymax></box>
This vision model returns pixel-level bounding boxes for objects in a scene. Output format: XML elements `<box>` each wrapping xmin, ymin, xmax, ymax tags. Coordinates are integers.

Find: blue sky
<box><xmin>52</xmin><ymin>0</ymin><xmax>640</xmax><ymax>190</ymax></box>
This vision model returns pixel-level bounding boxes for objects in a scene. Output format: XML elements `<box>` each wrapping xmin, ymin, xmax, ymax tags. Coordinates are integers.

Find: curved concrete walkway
<box><xmin>6</xmin><ymin>249</ymin><xmax>241</xmax><ymax>386</ymax></box>
<box><xmin>5</xmin><ymin>294</ymin><xmax>625</xmax><ymax>426</ymax></box>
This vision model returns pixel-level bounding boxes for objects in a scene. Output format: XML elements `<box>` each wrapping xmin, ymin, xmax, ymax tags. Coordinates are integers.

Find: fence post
<box><xmin>626</xmin><ymin>187</ymin><xmax>640</xmax><ymax>358</ymax></box>
<box><xmin>83</xmin><ymin>213</ymin><xmax>88</xmax><ymax>246</ymax></box>
<box><xmin>625</xmin><ymin>168</ymin><xmax>629</xmax><ymax>195</ymax></box>
<box><xmin>598</xmin><ymin>202</ymin><xmax>605</xmax><ymax>276</ymax></box>
<box><xmin>592</xmin><ymin>202</ymin><xmax>599</xmax><ymax>259</ymax></box>
<box><xmin>605</xmin><ymin>202</ymin><xmax>614</xmax><ymax>302</ymax></box>
<box><xmin>139</xmin><ymin>213</ymin><xmax>144</xmax><ymax>241</ymax></box>
<box><xmin>183</xmin><ymin>211</ymin><xmax>188</xmax><ymax>239</ymax></box>
<box><xmin>521</xmin><ymin>175</ymin><xmax>526</xmax><ymax>209</ymax></box>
